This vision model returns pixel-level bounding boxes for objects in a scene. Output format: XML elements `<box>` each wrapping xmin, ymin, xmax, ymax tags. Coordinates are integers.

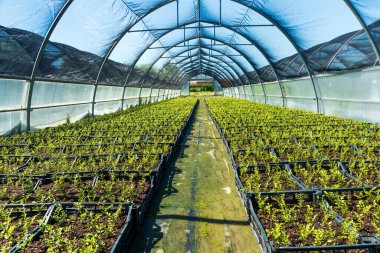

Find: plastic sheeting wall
<box><xmin>0</xmin><ymin>79</ymin><xmax>28</xmax><ymax>135</ymax></box>
<box><xmin>124</xmin><ymin>87</ymin><xmax>141</xmax><ymax>108</ymax></box>
<box><xmin>316</xmin><ymin>67</ymin><xmax>380</xmax><ymax>122</ymax></box>
<box><xmin>0</xmin><ymin>80</ymin><xmax>180</xmax><ymax>135</ymax></box>
<box><xmin>31</xmin><ymin>81</ymin><xmax>94</xmax><ymax>129</ymax></box>
<box><xmin>283</xmin><ymin>78</ymin><xmax>318</xmax><ymax>112</ymax></box>
<box><xmin>227</xmin><ymin>67</ymin><xmax>380</xmax><ymax>123</ymax></box>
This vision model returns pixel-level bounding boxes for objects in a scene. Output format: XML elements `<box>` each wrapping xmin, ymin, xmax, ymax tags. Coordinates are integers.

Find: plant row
<box><xmin>0</xmin><ymin>97</ymin><xmax>198</xmax><ymax>252</ymax></box>
<box><xmin>0</xmin><ymin>98</ymin><xmax>198</xmax><ymax>176</ymax></box>
<box><xmin>206</xmin><ymin>97</ymin><xmax>380</xmax><ymax>252</ymax></box>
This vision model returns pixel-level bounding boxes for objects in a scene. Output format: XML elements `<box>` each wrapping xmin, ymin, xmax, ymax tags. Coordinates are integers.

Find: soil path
<box><xmin>130</xmin><ymin>99</ymin><xmax>260</xmax><ymax>253</ymax></box>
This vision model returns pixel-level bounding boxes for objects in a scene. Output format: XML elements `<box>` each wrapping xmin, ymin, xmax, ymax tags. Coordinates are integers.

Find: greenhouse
<box><xmin>0</xmin><ymin>0</ymin><xmax>380</xmax><ymax>252</ymax></box>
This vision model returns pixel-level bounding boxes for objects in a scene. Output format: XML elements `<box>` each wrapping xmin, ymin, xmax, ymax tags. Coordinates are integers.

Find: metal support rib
<box><xmin>136</xmin><ymin>38</ymin><xmax>250</xmax><ymax>91</ymax></box>
<box><xmin>228</xmin><ymin>0</ymin><xmax>320</xmax><ymax>111</ymax></box>
<box><xmin>92</xmin><ymin>1</ymin><xmax>177</xmax><ymax>115</ymax></box>
<box><xmin>26</xmin><ymin>0</ymin><xmax>73</xmax><ymax>131</ymax></box>
<box><xmin>119</xmin><ymin>19</ymin><xmax>276</xmax><ymax>103</ymax></box>
<box><xmin>185</xmin><ymin>66</ymin><xmax>235</xmax><ymax>89</ymax></box>
<box><xmin>150</xmin><ymin>36</ymin><xmax>265</xmax><ymax>95</ymax></box>
<box><xmin>86</xmin><ymin>1</ymin><xmax>283</xmax><ymax>103</ymax></box>
<box><xmin>181</xmin><ymin>66</ymin><xmax>233</xmax><ymax>89</ymax></box>
<box><xmin>161</xmin><ymin>45</ymin><xmax>251</xmax><ymax>87</ymax></box>
<box><xmin>151</xmin><ymin>46</ymin><xmax>248</xmax><ymax>90</ymax></box>
<box><xmin>118</xmin><ymin>19</ymin><xmax>278</xmax><ymax>103</ymax></box>
<box><xmin>161</xmin><ymin>56</ymin><xmax>228</xmax><ymax>89</ymax></box>
<box><xmin>87</xmin><ymin>0</ymin><xmax>324</xmax><ymax>109</ymax></box>
<box><xmin>180</xmin><ymin>58</ymin><xmax>239</xmax><ymax>86</ymax></box>
<box><xmin>181</xmin><ymin>62</ymin><xmax>233</xmax><ymax>86</ymax></box>
<box><xmin>343</xmin><ymin>0</ymin><xmax>380</xmax><ymax>65</ymax></box>
<box><xmin>326</xmin><ymin>30</ymin><xmax>363</xmax><ymax>70</ymax></box>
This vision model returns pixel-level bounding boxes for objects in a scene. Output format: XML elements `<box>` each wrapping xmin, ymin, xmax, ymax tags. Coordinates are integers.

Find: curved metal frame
<box><xmin>295</xmin><ymin>30</ymin><xmax>365</xmax><ymax>75</ymax></box>
<box><xmin>343</xmin><ymin>0</ymin><xmax>380</xmax><ymax>64</ymax></box>
<box><xmin>181</xmin><ymin>62</ymin><xmax>232</xmax><ymax>86</ymax></box>
<box><xmin>137</xmin><ymin>42</ymin><xmax>249</xmax><ymax>90</ymax></box>
<box><xmin>168</xmin><ymin>49</ymin><xmax>240</xmax><ymax>87</ymax></box>
<box><xmin>110</xmin><ymin>0</ymin><xmax>324</xmax><ymax>108</ymax></box>
<box><xmin>26</xmin><ymin>0</ymin><xmax>74</xmax><ymax>131</ymax></box>
<box><xmin>180</xmin><ymin>56</ymin><xmax>237</xmax><ymax>81</ymax></box>
<box><xmin>178</xmin><ymin>58</ymin><xmax>236</xmax><ymax>88</ymax></box>
<box><xmin>181</xmin><ymin>62</ymin><xmax>234</xmax><ymax>86</ymax></box>
<box><xmin>148</xmin><ymin>36</ymin><xmax>264</xmax><ymax>96</ymax></box>
<box><xmin>120</xmin><ymin>43</ymin><xmax>237</xmax><ymax>107</ymax></box>
<box><xmin>137</xmin><ymin>38</ymin><xmax>254</xmax><ymax>90</ymax></box>
<box><xmin>195</xmin><ymin>67</ymin><xmax>232</xmax><ymax>88</ymax></box>
<box><xmin>181</xmin><ymin>57</ymin><xmax>240</xmax><ymax>84</ymax></box>
<box><xmin>158</xmin><ymin>50</ymin><xmax>229</xmax><ymax>88</ymax></box>
<box><xmin>230</xmin><ymin>0</ymin><xmax>320</xmax><ymax>111</ymax></box>
<box><xmin>179</xmin><ymin>49</ymin><xmax>248</xmax><ymax>82</ymax></box>
<box><xmin>21</xmin><ymin>0</ymin><xmax>380</xmax><ymax>122</ymax></box>
<box><xmin>116</xmin><ymin>20</ymin><xmax>283</xmax><ymax>106</ymax></box>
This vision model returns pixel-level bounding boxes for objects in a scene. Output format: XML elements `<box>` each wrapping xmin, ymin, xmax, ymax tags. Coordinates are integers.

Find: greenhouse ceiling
<box><xmin>1</xmin><ymin>0</ymin><xmax>379</xmax><ymax>89</ymax></box>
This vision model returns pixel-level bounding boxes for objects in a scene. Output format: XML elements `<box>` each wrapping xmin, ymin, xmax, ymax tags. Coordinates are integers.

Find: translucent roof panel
<box><xmin>0</xmin><ymin>0</ymin><xmax>65</xmax><ymax>77</ymax></box>
<box><xmin>0</xmin><ymin>0</ymin><xmax>65</xmax><ymax>36</ymax></box>
<box><xmin>349</xmin><ymin>0</ymin><xmax>380</xmax><ymax>58</ymax></box>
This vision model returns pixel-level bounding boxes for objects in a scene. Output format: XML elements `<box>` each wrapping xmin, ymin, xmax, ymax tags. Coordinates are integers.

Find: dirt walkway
<box><xmin>130</xmin><ymin>99</ymin><xmax>260</xmax><ymax>253</ymax></box>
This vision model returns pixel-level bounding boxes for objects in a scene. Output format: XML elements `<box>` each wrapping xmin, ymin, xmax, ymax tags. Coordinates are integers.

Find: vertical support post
<box><xmin>138</xmin><ymin>87</ymin><xmax>143</xmax><ymax>105</ymax></box>
<box><xmin>148</xmin><ymin>87</ymin><xmax>154</xmax><ymax>104</ymax></box>
<box><xmin>279</xmin><ymin>80</ymin><xmax>287</xmax><ymax>107</ymax></box>
<box><xmin>249</xmin><ymin>83</ymin><xmax>255</xmax><ymax>101</ymax></box>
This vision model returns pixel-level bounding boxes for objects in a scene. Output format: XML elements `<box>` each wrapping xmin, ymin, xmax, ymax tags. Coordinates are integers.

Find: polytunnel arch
<box><xmin>343</xmin><ymin>0</ymin><xmax>380</xmax><ymax>63</ymax></box>
<box><xmin>162</xmin><ymin>60</ymin><xmax>236</xmax><ymax>90</ymax></box>
<box><xmin>154</xmin><ymin>38</ymin><xmax>267</xmax><ymax>98</ymax></box>
<box><xmin>118</xmin><ymin>43</ymin><xmax>240</xmax><ymax>103</ymax></box>
<box><xmin>136</xmin><ymin>38</ymin><xmax>257</xmax><ymax>88</ymax></box>
<box><xmin>87</xmin><ymin>0</ymin><xmax>327</xmax><ymax>110</ymax></box>
<box><xmin>152</xmin><ymin>37</ymin><xmax>265</xmax><ymax>90</ymax></box>
<box><xmin>167</xmin><ymin>47</ymin><xmax>251</xmax><ymax>85</ymax></box>
<box><xmin>136</xmin><ymin>44</ymin><xmax>250</xmax><ymax>89</ymax></box>
<box><xmin>182</xmin><ymin>63</ymin><xmax>234</xmax><ymax>87</ymax></box>
<box><xmin>112</xmin><ymin>19</ymin><xmax>279</xmax><ymax>85</ymax></box>
<box><xmin>191</xmin><ymin>70</ymin><xmax>232</xmax><ymax>92</ymax></box>
<box><xmin>162</xmin><ymin>62</ymin><xmax>232</xmax><ymax>90</ymax></box>
<box><xmin>23</xmin><ymin>0</ymin><xmax>325</xmax><ymax>122</ymax></box>
<box><xmin>104</xmin><ymin>18</ymin><xmax>289</xmax><ymax>108</ymax></box>
<box><xmin>1</xmin><ymin>0</ymin><xmax>380</xmax><ymax>134</ymax></box>
<box><xmin>180</xmin><ymin>57</ymin><xmax>240</xmax><ymax>86</ymax></box>
<box><xmin>25</xmin><ymin>0</ymin><xmax>74</xmax><ymax>131</ymax></box>
<box><xmin>181</xmin><ymin>60</ymin><xmax>236</xmax><ymax>85</ymax></box>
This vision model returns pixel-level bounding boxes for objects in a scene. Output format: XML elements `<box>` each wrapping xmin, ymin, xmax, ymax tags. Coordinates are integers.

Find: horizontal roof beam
<box><xmin>128</xmin><ymin>24</ymin><xmax>274</xmax><ymax>33</ymax></box>
<box><xmin>150</xmin><ymin>43</ymin><xmax>255</xmax><ymax>49</ymax></box>
<box><xmin>160</xmin><ymin>54</ymin><xmax>243</xmax><ymax>58</ymax></box>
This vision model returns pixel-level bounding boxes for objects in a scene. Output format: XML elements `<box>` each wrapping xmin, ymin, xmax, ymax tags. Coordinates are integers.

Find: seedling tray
<box><xmin>315</xmin><ymin>145</ymin><xmax>365</xmax><ymax>161</ymax></box>
<box><xmin>14</xmin><ymin>203</ymin><xmax>135</xmax><ymax>253</ymax></box>
<box><xmin>1</xmin><ymin>204</ymin><xmax>55</xmax><ymax>253</ymax></box>
<box><xmin>0</xmin><ymin>156</ymin><xmax>32</xmax><ymax>175</ymax></box>
<box><xmin>320</xmin><ymin>187</ymin><xmax>380</xmax><ymax>239</ymax></box>
<box><xmin>0</xmin><ymin>176</ymin><xmax>40</xmax><ymax>204</ymax></box>
<box><xmin>236</xmin><ymin>164</ymin><xmax>302</xmax><ymax>193</ymax></box>
<box><xmin>286</xmin><ymin>160</ymin><xmax>365</xmax><ymax>190</ymax></box>
<box><xmin>246</xmin><ymin>191</ymin><xmax>380</xmax><ymax>253</ymax></box>
<box><xmin>340</xmin><ymin>160</ymin><xmax>380</xmax><ymax>187</ymax></box>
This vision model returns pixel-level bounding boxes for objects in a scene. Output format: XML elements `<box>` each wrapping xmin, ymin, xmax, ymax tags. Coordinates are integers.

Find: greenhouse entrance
<box><xmin>189</xmin><ymin>75</ymin><xmax>215</xmax><ymax>96</ymax></box>
<box><xmin>130</xmin><ymin>99</ymin><xmax>259</xmax><ymax>252</ymax></box>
